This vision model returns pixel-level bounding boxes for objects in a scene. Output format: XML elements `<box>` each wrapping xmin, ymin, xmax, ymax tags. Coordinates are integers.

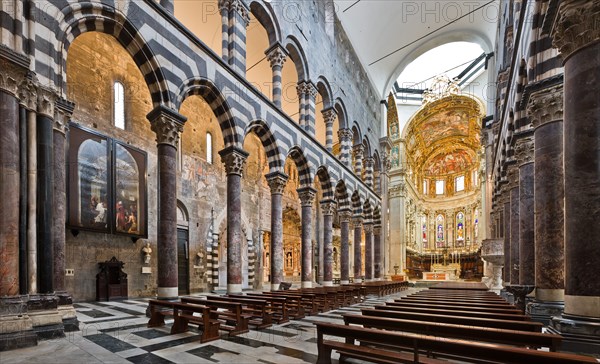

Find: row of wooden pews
<box><xmin>315</xmin><ymin>284</ymin><xmax>598</xmax><ymax>363</ymax></box>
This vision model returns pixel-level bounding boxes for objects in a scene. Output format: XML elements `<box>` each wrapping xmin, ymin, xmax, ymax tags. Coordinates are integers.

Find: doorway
<box><xmin>177</xmin><ymin>228</ymin><xmax>189</xmax><ymax>295</ymax></box>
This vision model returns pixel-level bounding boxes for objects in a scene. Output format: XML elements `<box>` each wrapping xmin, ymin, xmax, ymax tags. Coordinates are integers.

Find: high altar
<box><xmin>424</xmin><ymin>263</ymin><xmax>461</xmax><ymax>280</ymax></box>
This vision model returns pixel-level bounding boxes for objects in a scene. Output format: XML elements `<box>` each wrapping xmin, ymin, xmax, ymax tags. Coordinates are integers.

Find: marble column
<box><xmin>267</xmin><ymin>172</ymin><xmax>288</xmax><ymax>291</ymax></box>
<box><xmin>502</xmin><ymin>189</ymin><xmax>511</xmax><ymax>286</ymax></box>
<box><xmin>364</xmin><ymin>222</ymin><xmax>373</xmax><ymax>281</ymax></box>
<box><xmin>338</xmin><ymin>128</ymin><xmax>353</xmax><ymax>167</ymax></box>
<box><xmin>218</xmin><ymin>0</ymin><xmax>229</xmax><ymax>62</ymax></box>
<box><xmin>363</xmin><ymin>157</ymin><xmax>374</xmax><ymax>188</ymax></box>
<box><xmin>507</xmin><ymin>164</ymin><xmax>520</xmax><ymax>285</ymax></box>
<box><xmin>339</xmin><ymin>209</ymin><xmax>352</xmax><ymax>284</ymax></box>
<box><xmin>374</xmin><ymin>223</ymin><xmax>382</xmax><ymax>280</ymax></box>
<box><xmin>321</xmin><ymin>200</ymin><xmax>336</xmax><ymax>286</ymax></box>
<box><xmin>550</xmin><ymin>1</ymin><xmax>600</xmax><ymax>348</ymax></box>
<box><xmin>265</xmin><ymin>43</ymin><xmax>287</xmax><ymax>108</ymax></box>
<box><xmin>296</xmin><ymin>82</ymin><xmax>307</xmax><ymax>128</ymax></box>
<box><xmin>218</xmin><ymin>146</ymin><xmax>248</xmax><ymax>293</ymax></box>
<box><xmin>353</xmin><ymin>216</ymin><xmax>363</xmax><ymax>282</ymax></box>
<box><xmin>353</xmin><ymin>144</ymin><xmax>364</xmax><ymax>178</ymax></box>
<box><xmin>148</xmin><ymin>106</ymin><xmax>186</xmax><ymax>299</ymax></box>
<box><xmin>526</xmin><ymin>83</ymin><xmax>565</xmax><ymax>323</ymax></box>
<box><xmin>298</xmin><ymin>187</ymin><xmax>316</xmax><ymax>288</ymax></box>
<box><xmin>305</xmin><ymin>82</ymin><xmax>318</xmax><ymax>135</ymax></box>
<box><xmin>515</xmin><ymin>136</ymin><xmax>535</xmax><ymax>285</ymax></box>
<box><xmin>322</xmin><ymin>108</ymin><xmax>337</xmax><ymax>152</ymax></box>
<box><xmin>227</xmin><ymin>0</ymin><xmax>250</xmax><ymax>76</ymax></box>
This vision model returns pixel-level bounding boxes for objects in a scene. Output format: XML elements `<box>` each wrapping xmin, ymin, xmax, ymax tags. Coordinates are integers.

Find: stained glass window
<box><xmin>456</xmin><ymin>211</ymin><xmax>465</xmax><ymax>247</ymax></box>
<box><xmin>436</xmin><ymin>214</ymin><xmax>445</xmax><ymax>248</ymax></box>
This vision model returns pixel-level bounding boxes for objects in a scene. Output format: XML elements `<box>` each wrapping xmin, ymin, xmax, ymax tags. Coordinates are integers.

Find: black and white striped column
<box><xmin>265</xmin><ymin>43</ymin><xmax>287</xmax><ymax>108</ymax></box>
<box><xmin>353</xmin><ymin>144</ymin><xmax>364</xmax><ymax>178</ymax></box>
<box><xmin>322</xmin><ymin>107</ymin><xmax>337</xmax><ymax>152</ymax></box>
<box><xmin>227</xmin><ymin>0</ymin><xmax>250</xmax><ymax>76</ymax></box>
<box><xmin>321</xmin><ymin>200</ymin><xmax>336</xmax><ymax>286</ymax></box>
<box><xmin>338</xmin><ymin>128</ymin><xmax>353</xmax><ymax>167</ymax></box>
<box><xmin>296</xmin><ymin>82</ymin><xmax>307</xmax><ymax>127</ymax></box>
<box><xmin>305</xmin><ymin>82</ymin><xmax>317</xmax><ymax>135</ymax></box>
<box><xmin>218</xmin><ymin>0</ymin><xmax>229</xmax><ymax>62</ymax></box>
<box><xmin>364</xmin><ymin>157</ymin><xmax>374</xmax><ymax>188</ymax></box>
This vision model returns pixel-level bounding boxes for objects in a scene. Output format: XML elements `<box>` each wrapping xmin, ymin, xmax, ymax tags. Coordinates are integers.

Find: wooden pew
<box><xmin>376</xmin><ymin>304</ymin><xmax>530</xmax><ymax>321</ymax></box>
<box><xmin>253</xmin><ymin>291</ymin><xmax>314</xmax><ymax>317</ymax></box>
<box><xmin>181</xmin><ymin>296</ymin><xmax>249</xmax><ymax>335</ymax></box>
<box><xmin>386</xmin><ymin>301</ymin><xmax>523</xmax><ymax>315</ymax></box>
<box><xmin>315</xmin><ymin>322</ymin><xmax>597</xmax><ymax>364</ymax></box>
<box><xmin>212</xmin><ymin>295</ymin><xmax>273</xmax><ymax>329</ymax></box>
<box><xmin>343</xmin><ymin>313</ymin><xmax>562</xmax><ymax>351</ymax></box>
<box><xmin>400</xmin><ymin>296</ymin><xmax>515</xmax><ymax>308</ymax></box>
<box><xmin>232</xmin><ymin>293</ymin><xmax>292</xmax><ymax>322</ymax></box>
<box><xmin>147</xmin><ymin>300</ymin><xmax>220</xmax><ymax>343</ymax></box>
<box><xmin>362</xmin><ymin>308</ymin><xmax>543</xmax><ymax>332</ymax></box>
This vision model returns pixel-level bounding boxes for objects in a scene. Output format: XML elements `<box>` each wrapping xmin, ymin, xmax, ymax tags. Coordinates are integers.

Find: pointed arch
<box><xmin>316</xmin><ymin>166</ymin><xmax>335</xmax><ymax>200</ymax></box>
<box><xmin>335</xmin><ymin>181</ymin><xmax>351</xmax><ymax>210</ymax></box>
<box><xmin>284</xmin><ymin>35</ymin><xmax>309</xmax><ymax>81</ymax></box>
<box><xmin>176</xmin><ymin>77</ymin><xmax>243</xmax><ymax>149</ymax></box>
<box><xmin>56</xmin><ymin>2</ymin><xmax>169</xmax><ymax>108</ymax></box>
<box><xmin>287</xmin><ymin>146</ymin><xmax>313</xmax><ymax>188</ymax></box>
<box><xmin>244</xmin><ymin>120</ymin><xmax>285</xmax><ymax>174</ymax></box>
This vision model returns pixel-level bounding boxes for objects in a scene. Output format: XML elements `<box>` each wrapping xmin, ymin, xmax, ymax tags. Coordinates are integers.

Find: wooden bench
<box><xmin>315</xmin><ymin>322</ymin><xmax>597</xmax><ymax>364</ymax></box>
<box><xmin>400</xmin><ymin>296</ymin><xmax>515</xmax><ymax>308</ymax></box>
<box><xmin>377</xmin><ymin>304</ymin><xmax>530</xmax><ymax>321</ymax></box>
<box><xmin>147</xmin><ymin>300</ymin><xmax>220</xmax><ymax>342</ymax></box>
<box><xmin>343</xmin><ymin>313</ymin><xmax>562</xmax><ymax>351</ymax></box>
<box><xmin>251</xmin><ymin>291</ymin><xmax>309</xmax><ymax>318</ymax></box>
<box><xmin>181</xmin><ymin>296</ymin><xmax>249</xmax><ymax>335</ymax></box>
<box><xmin>362</xmin><ymin>308</ymin><xmax>543</xmax><ymax>332</ymax></box>
<box><xmin>215</xmin><ymin>295</ymin><xmax>273</xmax><ymax>329</ymax></box>
<box><xmin>386</xmin><ymin>301</ymin><xmax>523</xmax><ymax>315</ymax></box>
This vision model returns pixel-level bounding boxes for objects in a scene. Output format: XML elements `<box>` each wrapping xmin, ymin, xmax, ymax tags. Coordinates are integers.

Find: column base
<box><xmin>548</xmin><ymin>313</ymin><xmax>600</xmax><ymax>357</ymax></box>
<box><xmin>56</xmin><ymin>292</ymin><xmax>79</xmax><ymax>332</ymax></box>
<box><xmin>146</xmin><ymin>291</ymin><xmax>179</xmax><ymax>317</ymax></box>
<box><xmin>270</xmin><ymin>283</ymin><xmax>280</xmax><ymax>291</ymax></box>
<box><xmin>322</xmin><ymin>281</ymin><xmax>333</xmax><ymax>287</ymax></box>
<box><xmin>228</xmin><ymin>284</ymin><xmax>242</xmax><ymax>294</ymax></box>
<box><xmin>27</xmin><ymin>294</ymin><xmax>65</xmax><ymax>341</ymax></box>
<box><xmin>0</xmin><ymin>296</ymin><xmax>37</xmax><ymax>352</ymax></box>
<box><xmin>157</xmin><ymin>287</ymin><xmax>179</xmax><ymax>300</ymax></box>
<box><xmin>505</xmin><ymin>285</ymin><xmax>535</xmax><ymax>313</ymax></box>
<box><xmin>527</xmin><ymin>300</ymin><xmax>564</xmax><ymax>325</ymax></box>
<box><xmin>301</xmin><ymin>281</ymin><xmax>312</xmax><ymax>288</ymax></box>
<box><xmin>340</xmin><ymin>280</ymin><xmax>350</xmax><ymax>285</ymax></box>
<box><xmin>354</xmin><ymin>278</ymin><xmax>363</xmax><ymax>283</ymax></box>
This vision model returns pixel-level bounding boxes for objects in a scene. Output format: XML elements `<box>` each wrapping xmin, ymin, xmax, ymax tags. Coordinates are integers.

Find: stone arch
<box><xmin>316</xmin><ymin>76</ymin><xmax>334</xmax><ymax>109</ymax></box>
<box><xmin>284</xmin><ymin>35</ymin><xmax>309</xmax><ymax>81</ymax></box>
<box><xmin>249</xmin><ymin>1</ymin><xmax>281</xmax><ymax>45</ymax></box>
<box><xmin>287</xmin><ymin>146</ymin><xmax>313</xmax><ymax>188</ymax></box>
<box><xmin>373</xmin><ymin>205</ymin><xmax>381</xmax><ymax>226</ymax></box>
<box><xmin>334</xmin><ymin>98</ymin><xmax>349</xmax><ymax>130</ymax></box>
<box><xmin>176</xmin><ymin>77</ymin><xmax>243</xmax><ymax>149</ymax></box>
<box><xmin>352</xmin><ymin>124</ymin><xmax>362</xmax><ymax>145</ymax></box>
<box><xmin>316</xmin><ymin>166</ymin><xmax>335</xmax><ymax>200</ymax></box>
<box><xmin>176</xmin><ymin>200</ymin><xmax>190</xmax><ymax>228</ymax></box>
<box><xmin>363</xmin><ymin>199</ymin><xmax>373</xmax><ymax>223</ymax></box>
<box><xmin>362</xmin><ymin>137</ymin><xmax>372</xmax><ymax>157</ymax></box>
<box><xmin>335</xmin><ymin>180</ymin><xmax>351</xmax><ymax>210</ymax></box>
<box><xmin>244</xmin><ymin>120</ymin><xmax>285</xmax><ymax>174</ymax></box>
<box><xmin>351</xmin><ymin>191</ymin><xmax>363</xmax><ymax>216</ymax></box>
<box><xmin>56</xmin><ymin>2</ymin><xmax>169</xmax><ymax>107</ymax></box>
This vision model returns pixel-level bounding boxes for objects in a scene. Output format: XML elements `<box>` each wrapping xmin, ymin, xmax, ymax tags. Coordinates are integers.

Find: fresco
<box><xmin>424</xmin><ymin>150</ymin><xmax>472</xmax><ymax>176</ymax></box>
<box><xmin>419</xmin><ymin>110</ymin><xmax>471</xmax><ymax>146</ymax></box>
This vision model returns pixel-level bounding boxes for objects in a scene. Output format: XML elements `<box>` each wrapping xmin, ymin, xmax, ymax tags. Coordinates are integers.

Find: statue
<box><xmin>142</xmin><ymin>242</ymin><xmax>152</xmax><ymax>264</ymax></box>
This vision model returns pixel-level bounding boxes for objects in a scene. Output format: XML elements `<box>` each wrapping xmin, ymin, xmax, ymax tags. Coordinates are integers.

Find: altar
<box><xmin>425</xmin><ymin>263</ymin><xmax>461</xmax><ymax>280</ymax></box>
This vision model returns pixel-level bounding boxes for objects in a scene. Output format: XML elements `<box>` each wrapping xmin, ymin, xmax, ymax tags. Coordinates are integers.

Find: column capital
<box><xmin>352</xmin><ymin>216</ymin><xmax>363</xmax><ymax>227</ymax></box>
<box><xmin>147</xmin><ymin>105</ymin><xmax>187</xmax><ymax>147</ymax></box>
<box><xmin>0</xmin><ymin>55</ymin><xmax>28</xmax><ymax>97</ymax></box>
<box><xmin>219</xmin><ymin>146</ymin><xmax>249</xmax><ymax>176</ymax></box>
<box><xmin>373</xmin><ymin>225</ymin><xmax>382</xmax><ymax>235</ymax></box>
<box><xmin>363</xmin><ymin>223</ymin><xmax>373</xmax><ymax>233</ymax></box>
<box><xmin>229</xmin><ymin>0</ymin><xmax>251</xmax><ymax>25</ymax></box>
<box><xmin>17</xmin><ymin>73</ymin><xmax>38</xmax><ymax>110</ymax></box>
<box><xmin>37</xmin><ymin>86</ymin><xmax>57</xmax><ymax>118</ymax></box>
<box><xmin>265</xmin><ymin>43</ymin><xmax>288</xmax><ymax>69</ymax></box>
<box><xmin>364</xmin><ymin>156</ymin><xmax>374</xmax><ymax>168</ymax></box>
<box><xmin>297</xmin><ymin>186</ymin><xmax>316</xmax><ymax>207</ymax></box>
<box><xmin>296</xmin><ymin>81</ymin><xmax>317</xmax><ymax>99</ymax></box>
<box><xmin>338</xmin><ymin>209</ymin><xmax>352</xmax><ymax>223</ymax></box>
<box><xmin>515</xmin><ymin>136</ymin><xmax>534</xmax><ymax>166</ymax></box>
<box><xmin>507</xmin><ymin>164</ymin><xmax>519</xmax><ymax>190</ymax></box>
<box><xmin>322</xmin><ymin>107</ymin><xmax>337</xmax><ymax>125</ymax></box>
<box><xmin>266</xmin><ymin>171</ymin><xmax>288</xmax><ymax>195</ymax></box>
<box><xmin>527</xmin><ymin>84</ymin><xmax>564</xmax><ymax>129</ymax></box>
<box><xmin>551</xmin><ymin>0</ymin><xmax>600</xmax><ymax>62</ymax></box>
<box><xmin>353</xmin><ymin>144</ymin><xmax>364</xmax><ymax>155</ymax></box>
<box><xmin>54</xmin><ymin>98</ymin><xmax>74</xmax><ymax>135</ymax></box>
<box><xmin>338</xmin><ymin>127</ymin><xmax>353</xmax><ymax>141</ymax></box>
<box><xmin>320</xmin><ymin>199</ymin><xmax>337</xmax><ymax>216</ymax></box>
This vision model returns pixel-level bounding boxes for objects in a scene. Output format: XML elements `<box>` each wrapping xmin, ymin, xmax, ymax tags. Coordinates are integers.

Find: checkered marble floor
<box><xmin>0</xmin><ymin>288</ymin><xmax>418</xmax><ymax>364</ymax></box>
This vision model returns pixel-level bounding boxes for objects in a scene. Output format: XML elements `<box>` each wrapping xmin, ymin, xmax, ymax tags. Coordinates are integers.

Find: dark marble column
<box><xmin>502</xmin><ymin>192</ymin><xmax>511</xmax><ymax>285</ymax></box>
<box><xmin>298</xmin><ymin>187</ymin><xmax>316</xmax><ymax>288</ymax></box>
<box><xmin>374</xmin><ymin>224</ymin><xmax>382</xmax><ymax>280</ymax></box>
<box><xmin>267</xmin><ymin>172</ymin><xmax>288</xmax><ymax>291</ymax></box>
<box><xmin>507</xmin><ymin>165</ymin><xmax>520</xmax><ymax>285</ymax></box>
<box><xmin>551</xmin><ymin>0</ymin><xmax>600</xmax><ymax>337</ymax></box>
<box><xmin>218</xmin><ymin>146</ymin><xmax>248</xmax><ymax>294</ymax></box>
<box><xmin>526</xmin><ymin>83</ymin><xmax>565</xmax><ymax>323</ymax></box>
<box><xmin>0</xmin><ymin>75</ymin><xmax>22</xmax><ymax>297</ymax></box>
<box><xmin>353</xmin><ymin>216</ymin><xmax>363</xmax><ymax>283</ymax></box>
<box><xmin>321</xmin><ymin>200</ymin><xmax>336</xmax><ymax>286</ymax></box>
<box><xmin>515</xmin><ymin>136</ymin><xmax>535</xmax><ymax>285</ymax></box>
<box><xmin>36</xmin><ymin>88</ymin><xmax>55</xmax><ymax>294</ymax></box>
<box><xmin>148</xmin><ymin>106</ymin><xmax>186</xmax><ymax>299</ymax></box>
<box><xmin>339</xmin><ymin>209</ymin><xmax>352</xmax><ymax>284</ymax></box>
<box><xmin>364</xmin><ymin>223</ymin><xmax>373</xmax><ymax>281</ymax></box>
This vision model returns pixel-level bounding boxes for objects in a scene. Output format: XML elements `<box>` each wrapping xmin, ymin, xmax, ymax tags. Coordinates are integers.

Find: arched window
<box><xmin>422</xmin><ymin>215</ymin><xmax>428</xmax><ymax>249</ymax></box>
<box><xmin>455</xmin><ymin>175</ymin><xmax>465</xmax><ymax>192</ymax></box>
<box><xmin>436</xmin><ymin>214</ymin><xmax>445</xmax><ymax>247</ymax></box>
<box><xmin>206</xmin><ymin>132</ymin><xmax>213</xmax><ymax>164</ymax></box>
<box><xmin>113</xmin><ymin>81</ymin><xmax>125</xmax><ymax>129</ymax></box>
<box><xmin>456</xmin><ymin>212</ymin><xmax>465</xmax><ymax>247</ymax></box>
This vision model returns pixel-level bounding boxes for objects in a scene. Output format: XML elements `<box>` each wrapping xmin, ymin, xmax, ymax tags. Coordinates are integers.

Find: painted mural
<box><xmin>424</xmin><ymin>150</ymin><xmax>472</xmax><ymax>176</ymax></box>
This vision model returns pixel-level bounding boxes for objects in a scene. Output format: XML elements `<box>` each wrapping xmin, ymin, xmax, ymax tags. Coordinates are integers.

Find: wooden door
<box><xmin>177</xmin><ymin>228</ymin><xmax>189</xmax><ymax>295</ymax></box>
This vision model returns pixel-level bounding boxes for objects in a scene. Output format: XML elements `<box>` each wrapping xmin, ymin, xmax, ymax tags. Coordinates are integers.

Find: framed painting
<box><xmin>114</xmin><ymin>141</ymin><xmax>148</xmax><ymax>237</ymax></box>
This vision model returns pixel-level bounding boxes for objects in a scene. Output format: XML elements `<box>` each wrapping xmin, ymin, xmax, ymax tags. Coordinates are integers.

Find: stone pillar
<box><xmin>296</xmin><ymin>82</ymin><xmax>307</xmax><ymax>128</ymax></box>
<box><xmin>353</xmin><ymin>216</ymin><xmax>363</xmax><ymax>282</ymax></box>
<box><xmin>364</xmin><ymin>157</ymin><xmax>374</xmax><ymax>188</ymax></box>
<box><xmin>364</xmin><ymin>222</ymin><xmax>373</xmax><ymax>281</ymax></box>
<box><xmin>148</xmin><ymin>106</ymin><xmax>186</xmax><ymax>299</ymax></box>
<box><xmin>508</xmin><ymin>165</ymin><xmax>520</xmax><ymax>285</ymax></box>
<box><xmin>265</xmin><ymin>43</ymin><xmax>287</xmax><ymax>108</ymax></box>
<box><xmin>36</xmin><ymin>87</ymin><xmax>55</xmax><ymax>294</ymax></box>
<box><xmin>339</xmin><ymin>209</ymin><xmax>352</xmax><ymax>284</ymax></box>
<box><xmin>338</xmin><ymin>128</ymin><xmax>353</xmax><ymax>167</ymax></box>
<box><xmin>227</xmin><ymin>0</ymin><xmax>250</xmax><ymax>76</ymax></box>
<box><xmin>515</xmin><ymin>136</ymin><xmax>535</xmax><ymax>286</ymax></box>
<box><xmin>353</xmin><ymin>144</ymin><xmax>364</xmax><ymax>178</ymax></box>
<box><xmin>218</xmin><ymin>0</ymin><xmax>229</xmax><ymax>62</ymax></box>
<box><xmin>321</xmin><ymin>200</ymin><xmax>336</xmax><ymax>286</ymax></box>
<box><xmin>218</xmin><ymin>146</ymin><xmax>248</xmax><ymax>293</ymax></box>
<box><xmin>266</xmin><ymin>172</ymin><xmax>288</xmax><ymax>291</ymax></box>
<box><xmin>550</xmin><ymin>2</ymin><xmax>600</xmax><ymax>351</ymax></box>
<box><xmin>322</xmin><ymin>108</ymin><xmax>337</xmax><ymax>152</ymax></box>
<box><xmin>379</xmin><ymin>144</ymin><xmax>391</xmax><ymax>277</ymax></box>
<box><xmin>305</xmin><ymin>82</ymin><xmax>317</xmax><ymax>135</ymax></box>
<box><xmin>502</xmin><ymin>189</ymin><xmax>511</xmax><ymax>285</ymax></box>
<box><xmin>526</xmin><ymin>83</ymin><xmax>565</xmax><ymax>324</ymax></box>
<box><xmin>374</xmin><ymin>223</ymin><xmax>382</xmax><ymax>280</ymax></box>
<box><xmin>298</xmin><ymin>187</ymin><xmax>316</xmax><ymax>288</ymax></box>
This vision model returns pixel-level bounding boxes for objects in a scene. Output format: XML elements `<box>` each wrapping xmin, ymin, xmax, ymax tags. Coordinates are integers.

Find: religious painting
<box><xmin>391</xmin><ymin>146</ymin><xmax>400</xmax><ymax>168</ymax></box>
<box><xmin>422</xmin><ymin>215</ymin><xmax>428</xmax><ymax>249</ymax></box>
<box><xmin>419</xmin><ymin>110</ymin><xmax>470</xmax><ymax>146</ymax></box>
<box><xmin>473</xmin><ymin>208</ymin><xmax>479</xmax><ymax>244</ymax></box>
<box><xmin>456</xmin><ymin>212</ymin><xmax>465</xmax><ymax>247</ymax></box>
<box><xmin>114</xmin><ymin>142</ymin><xmax>147</xmax><ymax>236</ymax></box>
<box><xmin>68</xmin><ymin>125</ymin><xmax>110</xmax><ymax>232</ymax></box>
<box><xmin>436</xmin><ymin>214</ymin><xmax>445</xmax><ymax>248</ymax></box>
<box><xmin>425</xmin><ymin>150</ymin><xmax>472</xmax><ymax>176</ymax></box>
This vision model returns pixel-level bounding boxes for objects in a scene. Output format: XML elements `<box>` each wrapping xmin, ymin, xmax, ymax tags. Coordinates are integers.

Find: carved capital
<box><xmin>338</xmin><ymin>128</ymin><xmax>353</xmax><ymax>142</ymax></box>
<box><xmin>37</xmin><ymin>87</ymin><xmax>57</xmax><ymax>118</ymax></box>
<box><xmin>320</xmin><ymin>199</ymin><xmax>337</xmax><ymax>216</ymax></box>
<box><xmin>364</xmin><ymin>157</ymin><xmax>374</xmax><ymax>169</ymax></box>
<box><xmin>552</xmin><ymin>0</ymin><xmax>600</xmax><ymax>61</ymax></box>
<box><xmin>266</xmin><ymin>171</ymin><xmax>288</xmax><ymax>195</ymax></box>
<box><xmin>230</xmin><ymin>0</ymin><xmax>250</xmax><ymax>26</ymax></box>
<box><xmin>265</xmin><ymin>44</ymin><xmax>287</xmax><ymax>69</ymax></box>
<box><xmin>0</xmin><ymin>58</ymin><xmax>26</xmax><ymax>97</ymax></box>
<box><xmin>338</xmin><ymin>209</ymin><xmax>352</xmax><ymax>223</ymax></box>
<box><xmin>515</xmin><ymin>137</ymin><xmax>534</xmax><ymax>166</ymax></box>
<box><xmin>373</xmin><ymin>226</ymin><xmax>382</xmax><ymax>236</ymax></box>
<box><xmin>219</xmin><ymin>146</ymin><xmax>249</xmax><ymax>176</ymax></box>
<box><xmin>297</xmin><ymin>186</ymin><xmax>316</xmax><ymax>207</ymax></box>
<box><xmin>353</xmin><ymin>144</ymin><xmax>364</xmax><ymax>158</ymax></box>
<box><xmin>507</xmin><ymin>165</ymin><xmax>519</xmax><ymax>189</ymax></box>
<box><xmin>352</xmin><ymin>216</ymin><xmax>363</xmax><ymax>228</ymax></box>
<box><xmin>363</xmin><ymin>223</ymin><xmax>373</xmax><ymax>234</ymax></box>
<box><xmin>147</xmin><ymin>106</ymin><xmax>187</xmax><ymax>147</ymax></box>
<box><xmin>527</xmin><ymin>84</ymin><xmax>564</xmax><ymax>129</ymax></box>
<box><xmin>54</xmin><ymin>98</ymin><xmax>74</xmax><ymax>135</ymax></box>
<box><xmin>322</xmin><ymin>108</ymin><xmax>337</xmax><ymax>125</ymax></box>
